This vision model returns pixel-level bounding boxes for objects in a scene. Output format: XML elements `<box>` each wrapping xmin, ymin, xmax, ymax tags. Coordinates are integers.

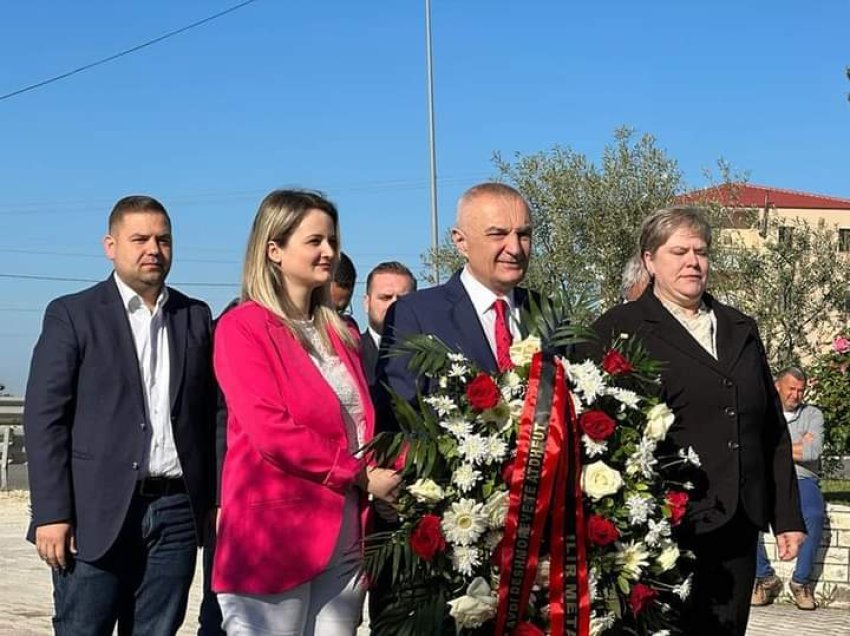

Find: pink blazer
<box><xmin>212</xmin><ymin>301</ymin><xmax>375</xmax><ymax>595</ymax></box>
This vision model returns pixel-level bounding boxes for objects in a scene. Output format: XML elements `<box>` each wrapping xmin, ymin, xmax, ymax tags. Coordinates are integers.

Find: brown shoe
<box><xmin>789</xmin><ymin>580</ymin><xmax>817</xmax><ymax>610</ymax></box>
<box><xmin>751</xmin><ymin>575</ymin><xmax>783</xmax><ymax>606</ymax></box>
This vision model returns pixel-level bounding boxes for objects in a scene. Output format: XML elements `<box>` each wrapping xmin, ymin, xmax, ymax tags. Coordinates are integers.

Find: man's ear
<box><xmin>103</xmin><ymin>235</ymin><xmax>115</xmax><ymax>261</ymax></box>
<box><xmin>451</xmin><ymin>227</ymin><xmax>468</xmax><ymax>257</ymax></box>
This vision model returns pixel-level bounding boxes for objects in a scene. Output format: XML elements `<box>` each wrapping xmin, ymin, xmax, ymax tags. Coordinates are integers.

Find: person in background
<box><xmin>583</xmin><ymin>206</ymin><xmax>804</xmax><ymax>635</ymax></box>
<box><xmin>331</xmin><ymin>251</ymin><xmax>357</xmax><ymax>319</ymax></box>
<box><xmin>24</xmin><ymin>195</ymin><xmax>216</xmax><ymax>634</ymax></box>
<box><xmin>212</xmin><ymin>189</ymin><xmax>401</xmax><ymax>635</ymax></box>
<box><xmin>620</xmin><ymin>252</ymin><xmax>650</xmax><ymax>302</ymax></box>
<box><xmin>360</xmin><ymin>261</ymin><xmax>417</xmax><ymax>388</ymax></box>
<box><xmin>752</xmin><ymin>367</ymin><xmax>824</xmax><ymax>611</ymax></box>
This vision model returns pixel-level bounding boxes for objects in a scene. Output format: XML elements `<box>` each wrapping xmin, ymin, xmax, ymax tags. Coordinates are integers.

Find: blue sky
<box><xmin>1</xmin><ymin>0</ymin><xmax>848</xmax><ymax>393</ymax></box>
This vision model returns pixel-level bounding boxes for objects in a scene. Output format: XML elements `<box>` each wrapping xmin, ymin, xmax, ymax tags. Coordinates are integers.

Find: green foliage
<box><xmin>808</xmin><ymin>340</ymin><xmax>850</xmax><ymax>477</ymax></box>
<box><xmin>521</xmin><ymin>287</ymin><xmax>598</xmax><ymax>349</ymax></box>
<box><xmin>712</xmin><ymin>218</ymin><xmax>850</xmax><ymax>369</ymax></box>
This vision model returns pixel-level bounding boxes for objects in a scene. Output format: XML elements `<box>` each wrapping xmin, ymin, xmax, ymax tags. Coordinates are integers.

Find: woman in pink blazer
<box><xmin>212</xmin><ymin>189</ymin><xmax>401</xmax><ymax>635</ymax></box>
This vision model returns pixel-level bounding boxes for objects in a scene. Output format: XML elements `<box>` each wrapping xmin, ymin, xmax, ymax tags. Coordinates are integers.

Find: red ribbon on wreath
<box><xmin>495</xmin><ymin>351</ymin><xmax>590</xmax><ymax>636</ymax></box>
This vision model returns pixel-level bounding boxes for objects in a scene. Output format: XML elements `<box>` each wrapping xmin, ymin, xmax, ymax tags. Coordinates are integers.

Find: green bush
<box><xmin>809</xmin><ymin>335</ymin><xmax>850</xmax><ymax>477</ymax></box>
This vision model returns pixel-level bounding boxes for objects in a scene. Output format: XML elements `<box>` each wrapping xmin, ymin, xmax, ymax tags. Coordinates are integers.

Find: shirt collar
<box><xmin>460</xmin><ymin>266</ymin><xmax>516</xmax><ymax>317</ymax></box>
<box><xmin>367</xmin><ymin>326</ymin><xmax>381</xmax><ymax>348</ymax></box>
<box><xmin>113</xmin><ymin>272</ymin><xmax>169</xmax><ymax>314</ymax></box>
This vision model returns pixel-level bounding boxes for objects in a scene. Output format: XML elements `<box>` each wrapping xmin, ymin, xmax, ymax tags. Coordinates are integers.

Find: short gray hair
<box><xmin>620</xmin><ymin>253</ymin><xmax>649</xmax><ymax>301</ymax></box>
<box><xmin>639</xmin><ymin>206</ymin><xmax>712</xmax><ymax>257</ymax></box>
<box><xmin>776</xmin><ymin>366</ymin><xmax>807</xmax><ymax>383</ymax></box>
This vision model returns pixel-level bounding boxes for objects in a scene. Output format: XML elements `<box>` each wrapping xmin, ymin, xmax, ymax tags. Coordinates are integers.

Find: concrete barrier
<box><xmin>761</xmin><ymin>503</ymin><xmax>850</xmax><ymax>608</ymax></box>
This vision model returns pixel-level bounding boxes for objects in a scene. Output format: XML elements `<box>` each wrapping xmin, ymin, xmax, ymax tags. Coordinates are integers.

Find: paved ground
<box><xmin>1</xmin><ymin>491</ymin><xmax>847</xmax><ymax>635</ymax></box>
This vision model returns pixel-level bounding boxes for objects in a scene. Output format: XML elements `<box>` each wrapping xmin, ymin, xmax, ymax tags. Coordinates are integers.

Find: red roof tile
<box><xmin>677</xmin><ymin>183</ymin><xmax>850</xmax><ymax>210</ymax></box>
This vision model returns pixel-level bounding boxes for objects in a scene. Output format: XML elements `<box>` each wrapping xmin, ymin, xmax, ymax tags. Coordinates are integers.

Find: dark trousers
<box><xmin>197</xmin><ymin>527</ymin><xmax>224</xmax><ymax>635</ymax></box>
<box><xmin>51</xmin><ymin>492</ymin><xmax>197</xmax><ymax>636</ymax></box>
<box><xmin>679</xmin><ymin>508</ymin><xmax>760</xmax><ymax>636</ymax></box>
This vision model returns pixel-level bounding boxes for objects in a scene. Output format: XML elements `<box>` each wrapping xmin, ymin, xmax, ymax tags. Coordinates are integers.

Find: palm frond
<box><xmin>387</xmin><ymin>333</ymin><xmax>455</xmax><ymax>377</ymax></box>
<box><xmin>522</xmin><ymin>287</ymin><xmax>599</xmax><ymax>350</ymax></box>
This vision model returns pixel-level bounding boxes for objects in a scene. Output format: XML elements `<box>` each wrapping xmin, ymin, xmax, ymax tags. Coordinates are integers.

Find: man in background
<box><xmin>360</xmin><ymin>261</ymin><xmax>417</xmax><ymax>387</ymax></box>
<box><xmin>752</xmin><ymin>367</ymin><xmax>825</xmax><ymax>611</ymax></box>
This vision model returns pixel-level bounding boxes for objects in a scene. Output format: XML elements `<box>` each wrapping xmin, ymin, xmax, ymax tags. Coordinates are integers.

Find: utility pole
<box><xmin>425</xmin><ymin>0</ymin><xmax>439</xmax><ymax>283</ymax></box>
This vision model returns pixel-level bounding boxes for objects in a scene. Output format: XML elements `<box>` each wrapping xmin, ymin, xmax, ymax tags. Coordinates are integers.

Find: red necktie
<box><xmin>492</xmin><ymin>299</ymin><xmax>514</xmax><ymax>372</ymax></box>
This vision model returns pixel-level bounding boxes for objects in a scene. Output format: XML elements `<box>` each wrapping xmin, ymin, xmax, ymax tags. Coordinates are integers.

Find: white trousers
<box><xmin>218</xmin><ymin>495</ymin><xmax>364</xmax><ymax>636</ymax></box>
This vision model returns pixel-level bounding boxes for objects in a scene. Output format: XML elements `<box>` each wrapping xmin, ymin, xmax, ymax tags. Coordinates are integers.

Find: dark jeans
<box><xmin>52</xmin><ymin>492</ymin><xmax>197</xmax><ymax>636</ymax></box>
<box><xmin>198</xmin><ymin>526</ymin><xmax>224</xmax><ymax>635</ymax></box>
<box><xmin>756</xmin><ymin>477</ymin><xmax>825</xmax><ymax>584</ymax></box>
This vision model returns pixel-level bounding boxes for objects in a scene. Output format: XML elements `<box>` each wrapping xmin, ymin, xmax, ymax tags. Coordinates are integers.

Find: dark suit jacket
<box><xmin>360</xmin><ymin>330</ymin><xmax>380</xmax><ymax>389</ymax></box>
<box><xmin>24</xmin><ymin>277</ymin><xmax>216</xmax><ymax>561</ymax></box>
<box><xmin>586</xmin><ymin>288</ymin><xmax>804</xmax><ymax>536</ymax></box>
<box><xmin>376</xmin><ymin>270</ymin><xmax>533</xmax><ymax>432</ymax></box>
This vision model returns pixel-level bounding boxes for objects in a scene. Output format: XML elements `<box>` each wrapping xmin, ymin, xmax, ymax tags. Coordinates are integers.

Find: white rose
<box><xmin>407</xmin><ymin>478</ymin><xmax>445</xmax><ymax>504</ymax></box>
<box><xmin>655</xmin><ymin>543</ymin><xmax>680</xmax><ymax>572</ymax></box>
<box><xmin>509</xmin><ymin>336</ymin><xmax>542</xmax><ymax>368</ymax></box>
<box><xmin>581</xmin><ymin>461</ymin><xmax>624</xmax><ymax>500</ymax></box>
<box><xmin>483</xmin><ymin>489</ymin><xmax>510</xmax><ymax>528</ymax></box>
<box><xmin>447</xmin><ymin>577</ymin><xmax>498</xmax><ymax>629</ymax></box>
<box><xmin>645</xmin><ymin>403</ymin><xmax>675</xmax><ymax>441</ymax></box>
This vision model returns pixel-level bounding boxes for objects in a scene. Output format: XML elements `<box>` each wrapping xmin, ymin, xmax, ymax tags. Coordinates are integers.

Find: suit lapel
<box><xmin>445</xmin><ymin>274</ymin><xmax>498</xmax><ymax>373</ymax></box>
<box><xmin>707</xmin><ymin>295</ymin><xmax>751</xmax><ymax>372</ymax></box>
<box><xmin>637</xmin><ymin>290</ymin><xmax>723</xmax><ymax>373</ymax></box>
<box><xmin>514</xmin><ymin>287</ymin><xmax>531</xmax><ymax>338</ymax></box>
<box><xmin>165</xmin><ymin>293</ymin><xmax>187</xmax><ymax>411</ymax></box>
<box><xmin>101</xmin><ymin>279</ymin><xmax>146</xmax><ymax>415</ymax></box>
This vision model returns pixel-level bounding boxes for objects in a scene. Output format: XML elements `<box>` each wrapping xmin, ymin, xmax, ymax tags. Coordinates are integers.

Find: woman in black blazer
<box><xmin>586</xmin><ymin>206</ymin><xmax>805</xmax><ymax>636</ymax></box>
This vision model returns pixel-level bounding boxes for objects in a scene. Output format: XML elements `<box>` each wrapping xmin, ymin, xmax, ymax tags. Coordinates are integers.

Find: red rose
<box><xmin>628</xmin><ymin>583</ymin><xmax>657</xmax><ymax>616</ymax></box>
<box><xmin>665</xmin><ymin>490</ymin><xmax>689</xmax><ymax>527</ymax></box>
<box><xmin>601</xmin><ymin>349</ymin><xmax>634</xmax><ymax>375</ymax></box>
<box><xmin>586</xmin><ymin>514</ymin><xmax>620</xmax><ymax>546</ymax></box>
<box><xmin>514</xmin><ymin>622</ymin><xmax>545</xmax><ymax>636</ymax></box>
<box><xmin>579</xmin><ymin>410</ymin><xmax>617</xmax><ymax>441</ymax></box>
<box><xmin>409</xmin><ymin>514</ymin><xmax>446</xmax><ymax>561</ymax></box>
<box><xmin>466</xmin><ymin>372</ymin><xmax>501</xmax><ymax>410</ymax></box>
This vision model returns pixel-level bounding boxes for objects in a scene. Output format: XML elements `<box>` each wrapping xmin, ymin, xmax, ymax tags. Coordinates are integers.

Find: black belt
<box><xmin>136</xmin><ymin>477</ymin><xmax>186</xmax><ymax>498</ymax></box>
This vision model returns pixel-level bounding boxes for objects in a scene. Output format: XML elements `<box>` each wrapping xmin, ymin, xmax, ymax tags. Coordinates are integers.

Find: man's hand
<box><xmin>776</xmin><ymin>531</ymin><xmax>806</xmax><ymax>561</ymax></box>
<box><xmin>35</xmin><ymin>522</ymin><xmax>76</xmax><ymax>570</ymax></box>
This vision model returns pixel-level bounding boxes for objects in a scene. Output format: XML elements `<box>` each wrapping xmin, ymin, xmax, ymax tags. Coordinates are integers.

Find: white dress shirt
<box><xmin>114</xmin><ymin>273</ymin><xmax>182</xmax><ymax>478</ymax></box>
<box><xmin>367</xmin><ymin>326</ymin><xmax>381</xmax><ymax>350</ymax></box>
<box><xmin>459</xmin><ymin>266</ymin><xmax>522</xmax><ymax>360</ymax></box>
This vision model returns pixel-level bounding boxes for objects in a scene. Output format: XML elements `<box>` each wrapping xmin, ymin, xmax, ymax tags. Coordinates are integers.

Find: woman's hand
<box><xmin>364</xmin><ymin>466</ymin><xmax>403</xmax><ymax>503</ymax></box>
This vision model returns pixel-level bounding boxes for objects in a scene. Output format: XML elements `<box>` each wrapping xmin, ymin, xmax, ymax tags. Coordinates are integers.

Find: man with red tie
<box><xmin>377</xmin><ymin>181</ymin><xmax>534</xmax><ymax>425</ymax></box>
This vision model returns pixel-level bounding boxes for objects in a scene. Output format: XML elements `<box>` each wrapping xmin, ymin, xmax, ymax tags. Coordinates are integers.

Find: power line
<box><xmin>0</xmin><ymin>0</ymin><xmax>262</xmax><ymax>103</ymax></box>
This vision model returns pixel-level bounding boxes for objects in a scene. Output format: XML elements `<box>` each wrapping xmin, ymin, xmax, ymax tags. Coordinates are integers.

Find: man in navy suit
<box><xmin>24</xmin><ymin>195</ymin><xmax>215</xmax><ymax>635</ymax></box>
<box><xmin>378</xmin><ymin>182</ymin><xmax>534</xmax><ymax>410</ymax></box>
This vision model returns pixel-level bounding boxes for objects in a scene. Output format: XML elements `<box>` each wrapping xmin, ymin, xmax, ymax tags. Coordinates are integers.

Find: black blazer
<box><xmin>360</xmin><ymin>330</ymin><xmax>379</xmax><ymax>389</ymax></box>
<box><xmin>586</xmin><ymin>288</ymin><xmax>803</xmax><ymax>535</ymax></box>
<box><xmin>376</xmin><ymin>270</ymin><xmax>534</xmax><ymax>432</ymax></box>
<box><xmin>24</xmin><ymin>278</ymin><xmax>216</xmax><ymax>561</ymax></box>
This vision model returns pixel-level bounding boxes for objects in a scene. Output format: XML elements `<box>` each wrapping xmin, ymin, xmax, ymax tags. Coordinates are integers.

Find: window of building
<box><xmin>839</xmin><ymin>229</ymin><xmax>850</xmax><ymax>253</ymax></box>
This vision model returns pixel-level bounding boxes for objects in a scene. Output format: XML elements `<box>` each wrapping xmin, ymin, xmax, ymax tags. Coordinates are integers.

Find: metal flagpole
<box><xmin>425</xmin><ymin>0</ymin><xmax>439</xmax><ymax>283</ymax></box>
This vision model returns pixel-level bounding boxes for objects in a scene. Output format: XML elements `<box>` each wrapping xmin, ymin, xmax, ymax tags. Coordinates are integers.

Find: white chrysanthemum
<box><xmin>673</xmin><ymin>574</ymin><xmax>693</xmax><ymax>600</ymax></box>
<box><xmin>483</xmin><ymin>489</ymin><xmax>510</xmax><ymax>528</ymax></box>
<box><xmin>451</xmin><ymin>545</ymin><xmax>483</xmax><ymax>576</ymax></box>
<box><xmin>448</xmin><ymin>362</ymin><xmax>469</xmax><ymax>378</ymax></box>
<box><xmin>452</xmin><ymin>464</ymin><xmax>481</xmax><ymax>493</ymax></box>
<box><xmin>457</xmin><ymin>433</ymin><xmax>489</xmax><ymax>465</ymax></box>
<box><xmin>625</xmin><ymin>437</ymin><xmax>658</xmax><ymax>478</ymax></box>
<box><xmin>484</xmin><ymin>435</ymin><xmax>508</xmax><ymax>465</ymax></box>
<box><xmin>625</xmin><ymin>493</ymin><xmax>655</xmax><ymax>525</ymax></box>
<box><xmin>500</xmin><ymin>370</ymin><xmax>523</xmax><ymax>400</ymax></box>
<box><xmin>442</xmin><ymin>498</ymin><xmax>488</xmax><ymax>546</ymax></box>
<box><xmin>606</xmin><ymin>386</ymin><xmax>641</xmax><ymax>410</ymax></box>
<box><xmin>567</xmin><ymin>360</ymin><xmax>607</xmax><ymax>404</ymax></box>
<box><xmin>440</xmin><ymin>414</ymin><xmax>472</xmax><ymax>438</ymax></box>
<box><xmin>683</xmin><ymin>481</ymin><xmax>694</xmax><ymax>491</ymax></box>
<box><xmin>426</xmin><ymin>395</ymin><xmax>457</xmax><ymax>416</ymax></box>
<box><xmin>588</xmin><ymin>567</ymin><xmax>600</xmax><ymax>601</ymax></box>
<box><xmin>570</xmin><ymin>391</ymin><xmax>586</xmax><ymax>415</ymax></box>
<box><xmin>645</xmin><ymin>518</ymin><xmax>671</xmax><ymax>547</ymax></box>
<box><xmin>589</xmin><ymin>613</ymin><xmax>616</xmax><ymax>636</ymax></box>
<box><xmin>678</xmin><ymin>446</ymin><xmax>701</xmax><ymax>467</ymax></box>
<box><xmin>447</xmin><ymin>352</ymin><xmax>467</xmax><ymax>363</ymax></box>
<box><xmin>582</xmin><ymin>434</ymin><xmax>608</xmax><ymax>458</ymax></box>
<box><xmin>616</xmin><ymin>540</ymin><xmax>651</xmax><ymax>581</ymax></box>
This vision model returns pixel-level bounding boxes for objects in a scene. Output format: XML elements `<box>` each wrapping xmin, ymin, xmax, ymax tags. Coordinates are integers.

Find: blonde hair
<box><xmin>639</xmin><ymin>206</ymin><xmax>712</xmax><ymax>256</ymax></box>
<box><xmin>242</xmin><ymin>189</ymin><xmax>355</xmax><ymax>350</ymax></box>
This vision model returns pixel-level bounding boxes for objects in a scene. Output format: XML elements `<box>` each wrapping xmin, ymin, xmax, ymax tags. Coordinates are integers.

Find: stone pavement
<box><xmin>1</xmin><ymin>491</ymin><xmax>847</xmax><ymax>635</ymax></box>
